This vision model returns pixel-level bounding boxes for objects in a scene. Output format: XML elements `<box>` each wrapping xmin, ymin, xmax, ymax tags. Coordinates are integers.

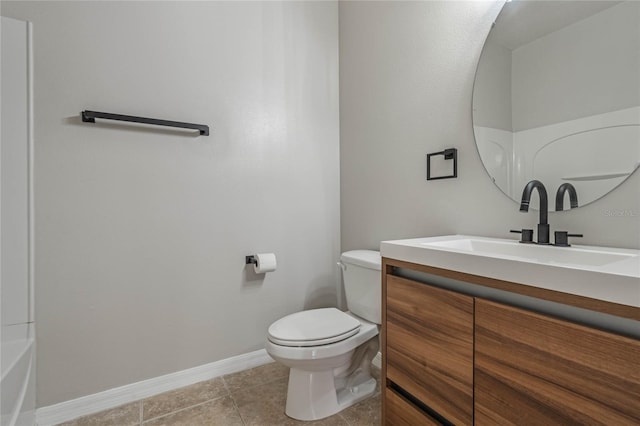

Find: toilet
<box><xmin>265</xmin><ymin>250</ymin><xmax>381</xmax><ymax>421</ymax></box>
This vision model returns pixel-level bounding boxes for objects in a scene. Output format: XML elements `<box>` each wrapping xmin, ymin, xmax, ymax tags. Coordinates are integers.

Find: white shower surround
<box><xmin>475</xmin><ymin>106</ymin><xmax>640</xmax><ymax>208</ymax></box>
<box><xmin>1</xmin><ymin>16</ymin><xmax>36</xmax><ymax>426</ymax></box>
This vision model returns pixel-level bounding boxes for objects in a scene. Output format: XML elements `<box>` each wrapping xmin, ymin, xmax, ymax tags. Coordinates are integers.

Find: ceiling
<box><xmin>489</xmin><ymin>0</ymin><xmax>623</xmax><ymax>50</ymax></box>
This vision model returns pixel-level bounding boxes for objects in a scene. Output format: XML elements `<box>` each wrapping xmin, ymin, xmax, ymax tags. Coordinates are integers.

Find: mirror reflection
<box><xmin>473</xmin><ymin>0</ymin><xmax>640</xmax><ymax>211</ymax></box>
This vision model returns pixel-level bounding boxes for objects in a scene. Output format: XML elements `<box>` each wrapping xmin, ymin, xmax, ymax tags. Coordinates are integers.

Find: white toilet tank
<box><xmin>340</xmin><ymin>250</ymin><xmax>381</xmax><ymax>324</ymax></box>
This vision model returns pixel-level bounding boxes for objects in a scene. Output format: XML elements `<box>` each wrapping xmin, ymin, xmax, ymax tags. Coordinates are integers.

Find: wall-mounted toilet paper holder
<box><xmin>246</xmin><ymin>253</ymin><xmax>278</xmax><ymax>274</ymax></box>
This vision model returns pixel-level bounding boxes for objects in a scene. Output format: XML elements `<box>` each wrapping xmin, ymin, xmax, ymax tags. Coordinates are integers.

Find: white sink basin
<box><xmin>421</xmin><ymin>238</ymin><xmax>635</xmax><ymax>267</ymax></box>
<box><xmin>381</xmin><ymin>235</ymin><xmax>640</xmax><ymax>308</ymax></box>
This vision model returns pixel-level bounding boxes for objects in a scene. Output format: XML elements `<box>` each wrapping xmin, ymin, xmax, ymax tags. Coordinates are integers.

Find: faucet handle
<box><xmin>554</xmin><ymin>231</ymin><xmax>583</xmax><ymax>247</ymax></box>
<box><xmin>510</xmin><ymin>229</ymin><xmax>534</xmax><ymax>243</ymax></box>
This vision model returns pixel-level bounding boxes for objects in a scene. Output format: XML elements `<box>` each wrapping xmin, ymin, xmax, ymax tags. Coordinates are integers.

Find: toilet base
<box><xmin>285</xmin><ymin>371</ymin><xmax>377</xmax><ymax>421</ymax></box>
<box><xmin>284</xmin><ymin>336</ymin><xmax>379</xmax><ymax>421</ymax></box>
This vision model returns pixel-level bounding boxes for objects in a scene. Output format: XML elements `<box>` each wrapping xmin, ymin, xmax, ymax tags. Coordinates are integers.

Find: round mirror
<box><xmin>473</xmin><ymin>0</ymin><xmax>640</xmax><ymax>211</ymax></box>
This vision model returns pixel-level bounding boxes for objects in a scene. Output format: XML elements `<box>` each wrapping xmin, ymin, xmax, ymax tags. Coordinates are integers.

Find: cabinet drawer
<box><xmin>385</xmin><ymin>275</ymin><xmax>474</xmax><ymax>425</ymax></box>
<box><xmin>475</xmin><ymin>299</ymin><xmax>640</xmax><ymax>425</ymax></box>
<box><xmin>385</xmin><ymin>387</ymin><xmax>441</xmax><ymax>426</ymax></box>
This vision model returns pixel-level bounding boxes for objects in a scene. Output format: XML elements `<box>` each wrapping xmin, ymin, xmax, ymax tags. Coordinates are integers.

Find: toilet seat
<box><xmin>268</xmin><ymin>308</ymin><xmax>361</xmax><ymax>347</ymax></box>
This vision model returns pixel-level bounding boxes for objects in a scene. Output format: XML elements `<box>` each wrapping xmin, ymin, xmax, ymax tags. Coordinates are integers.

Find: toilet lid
<box><xmin>268</xmin><ymin>308</ymin><xmax>361</xmax><ymax>347</ymax></box>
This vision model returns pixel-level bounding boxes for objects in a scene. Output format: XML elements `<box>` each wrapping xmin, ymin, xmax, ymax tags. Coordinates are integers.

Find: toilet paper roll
<box><xmin>253</xmin><ymin>253</ymin><xmax>277</xmax><ymax>274</ymax></box>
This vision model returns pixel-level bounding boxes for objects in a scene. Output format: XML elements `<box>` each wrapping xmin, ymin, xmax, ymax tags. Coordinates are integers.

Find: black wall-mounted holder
<box><xmin>426</xmin><ymin>148</ymin><xmax>457</xmax><ymax>180</ymax></box>
<box><xmin>81</xmin><ymin>110</ymin><xmax>210</xmax><ymax>136</ymax></box>
<box><xmin>245</xmin><ymin>255</ymin><xmax>257</xmax><ymax>265</ymax></box>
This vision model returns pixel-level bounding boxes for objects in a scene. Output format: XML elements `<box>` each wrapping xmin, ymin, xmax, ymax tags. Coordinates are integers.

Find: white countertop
<box><xmin>380</xmin><ymin>235</ymin><xmax>640</xmax><ymax>308</ymax></box>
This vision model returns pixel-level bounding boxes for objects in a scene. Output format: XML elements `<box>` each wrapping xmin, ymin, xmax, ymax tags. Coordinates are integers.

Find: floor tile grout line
<box><xmin>221</xmin><ymin>377</ymin><xmax>248</xmax><ymax>426</ymax></box>
<box><xmin>220</xmin><ymin>375</ymin><xmax>231</xmax><ymax>394</ymax></box>
<box><xmin>140</xmin><ymin>393</ymin><xmax>232</xmax><ymax>424</ymax></box>
<box><xmin>139</xmin><ymin>377</ymin><xmax>232</xmax><ymax>423</ymax></box>
<box><xmin>224</xmin><ymin>373</ymin><xmax>290</xmax><ymax>397</ymax></box>
<box><xmin>338</xmin><ymin>412</ymin><xmax>352</xmax><ymax>426</ymax></box>
<box><xmin>227</xmin><ymin>392</ymin><xmax>248</xmax><ymax>426</ymax></box>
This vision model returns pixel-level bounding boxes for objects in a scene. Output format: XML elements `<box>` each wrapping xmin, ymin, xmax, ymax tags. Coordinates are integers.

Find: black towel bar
<box><xmin>81</xmin><ymin>110</ymin><xmax>209</xmax><ymax>136</ymax></box>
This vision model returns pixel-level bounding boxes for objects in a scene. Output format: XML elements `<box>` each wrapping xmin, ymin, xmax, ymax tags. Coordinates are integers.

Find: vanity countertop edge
<box><xmin>380</xmin><ymin>235</ymin><xmax>640</xmax><ymax>321</ymax></box>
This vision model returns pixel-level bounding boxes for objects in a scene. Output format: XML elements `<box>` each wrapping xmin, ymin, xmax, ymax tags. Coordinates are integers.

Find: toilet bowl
<box><xmin>265</xmin><ymin>250</ymin><xmax>381</xmax><ymax>421</ymax></box>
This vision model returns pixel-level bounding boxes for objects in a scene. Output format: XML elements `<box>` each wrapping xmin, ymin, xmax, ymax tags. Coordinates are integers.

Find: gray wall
<box><xmin>339</xmin><ymin>1</ymin><xmax>640</xmax><ymax>252</ymax></box>
<box><xmin>2</xmin><ymin>1</ymin><xmax>340</xmax><ymax>407</ymax></box>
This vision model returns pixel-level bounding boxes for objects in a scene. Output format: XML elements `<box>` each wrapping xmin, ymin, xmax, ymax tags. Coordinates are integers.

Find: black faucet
<box><xmin>519</xmin><ymin>180</ymin><xmax>550</xmax><ymax>244</ymax></box>
<box><xmin>555</xmin><ymin>183</ymin><xmax>579</xmax><ymax>211</ymax></box>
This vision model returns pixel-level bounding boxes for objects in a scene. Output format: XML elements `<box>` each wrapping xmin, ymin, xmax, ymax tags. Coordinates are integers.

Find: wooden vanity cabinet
<box><xmin>382</xmin><ymin>260</ymin><xmax>640</xmax><ymax>426</ymax></box>
<box><xmin>475</xmin><ymin>299</ymin><xmax>640</xmax><ymax>425</ymax></box>
<box><xmin>385</xmin><ymin>275</ymin><xmax>474</xmax><ymax>425</ymax></box>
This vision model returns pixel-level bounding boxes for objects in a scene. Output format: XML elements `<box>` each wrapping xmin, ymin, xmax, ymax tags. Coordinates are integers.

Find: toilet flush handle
<box><xmin>337</xmin><ymin>261</ymin><xmax>347</xmax><ymax>271</ymax></box>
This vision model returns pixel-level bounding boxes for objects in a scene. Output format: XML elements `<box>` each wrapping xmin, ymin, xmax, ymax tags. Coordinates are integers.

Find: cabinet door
<box><xmin>386</xmin><ymin>275</ymin><xmax>474</xmax><ymax>425</ymax></box>
<box><xmin>475</xmin><ymin>299</ymin><xmax>640</xmax><ymax>425</ymax></box>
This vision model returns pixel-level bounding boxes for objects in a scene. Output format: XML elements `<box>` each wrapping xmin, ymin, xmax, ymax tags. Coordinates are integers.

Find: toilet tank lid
<box><xmin>341</xmin><ymin>250</ymin><xmax>381</xmax><ymax>270</ymax></box>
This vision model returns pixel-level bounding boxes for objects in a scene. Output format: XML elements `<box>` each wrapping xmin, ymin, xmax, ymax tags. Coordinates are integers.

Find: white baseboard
<box><xmin>36</xmin><ymin>349</ymin><xmax>273</xmax><ymax>426</ymax></box>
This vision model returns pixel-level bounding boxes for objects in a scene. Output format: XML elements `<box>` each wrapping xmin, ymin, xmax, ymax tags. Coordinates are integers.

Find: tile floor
<box><xmin>58</xmin><ymin>362</ymin><xmax>381</xmax><ymax>426</ymax></box>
